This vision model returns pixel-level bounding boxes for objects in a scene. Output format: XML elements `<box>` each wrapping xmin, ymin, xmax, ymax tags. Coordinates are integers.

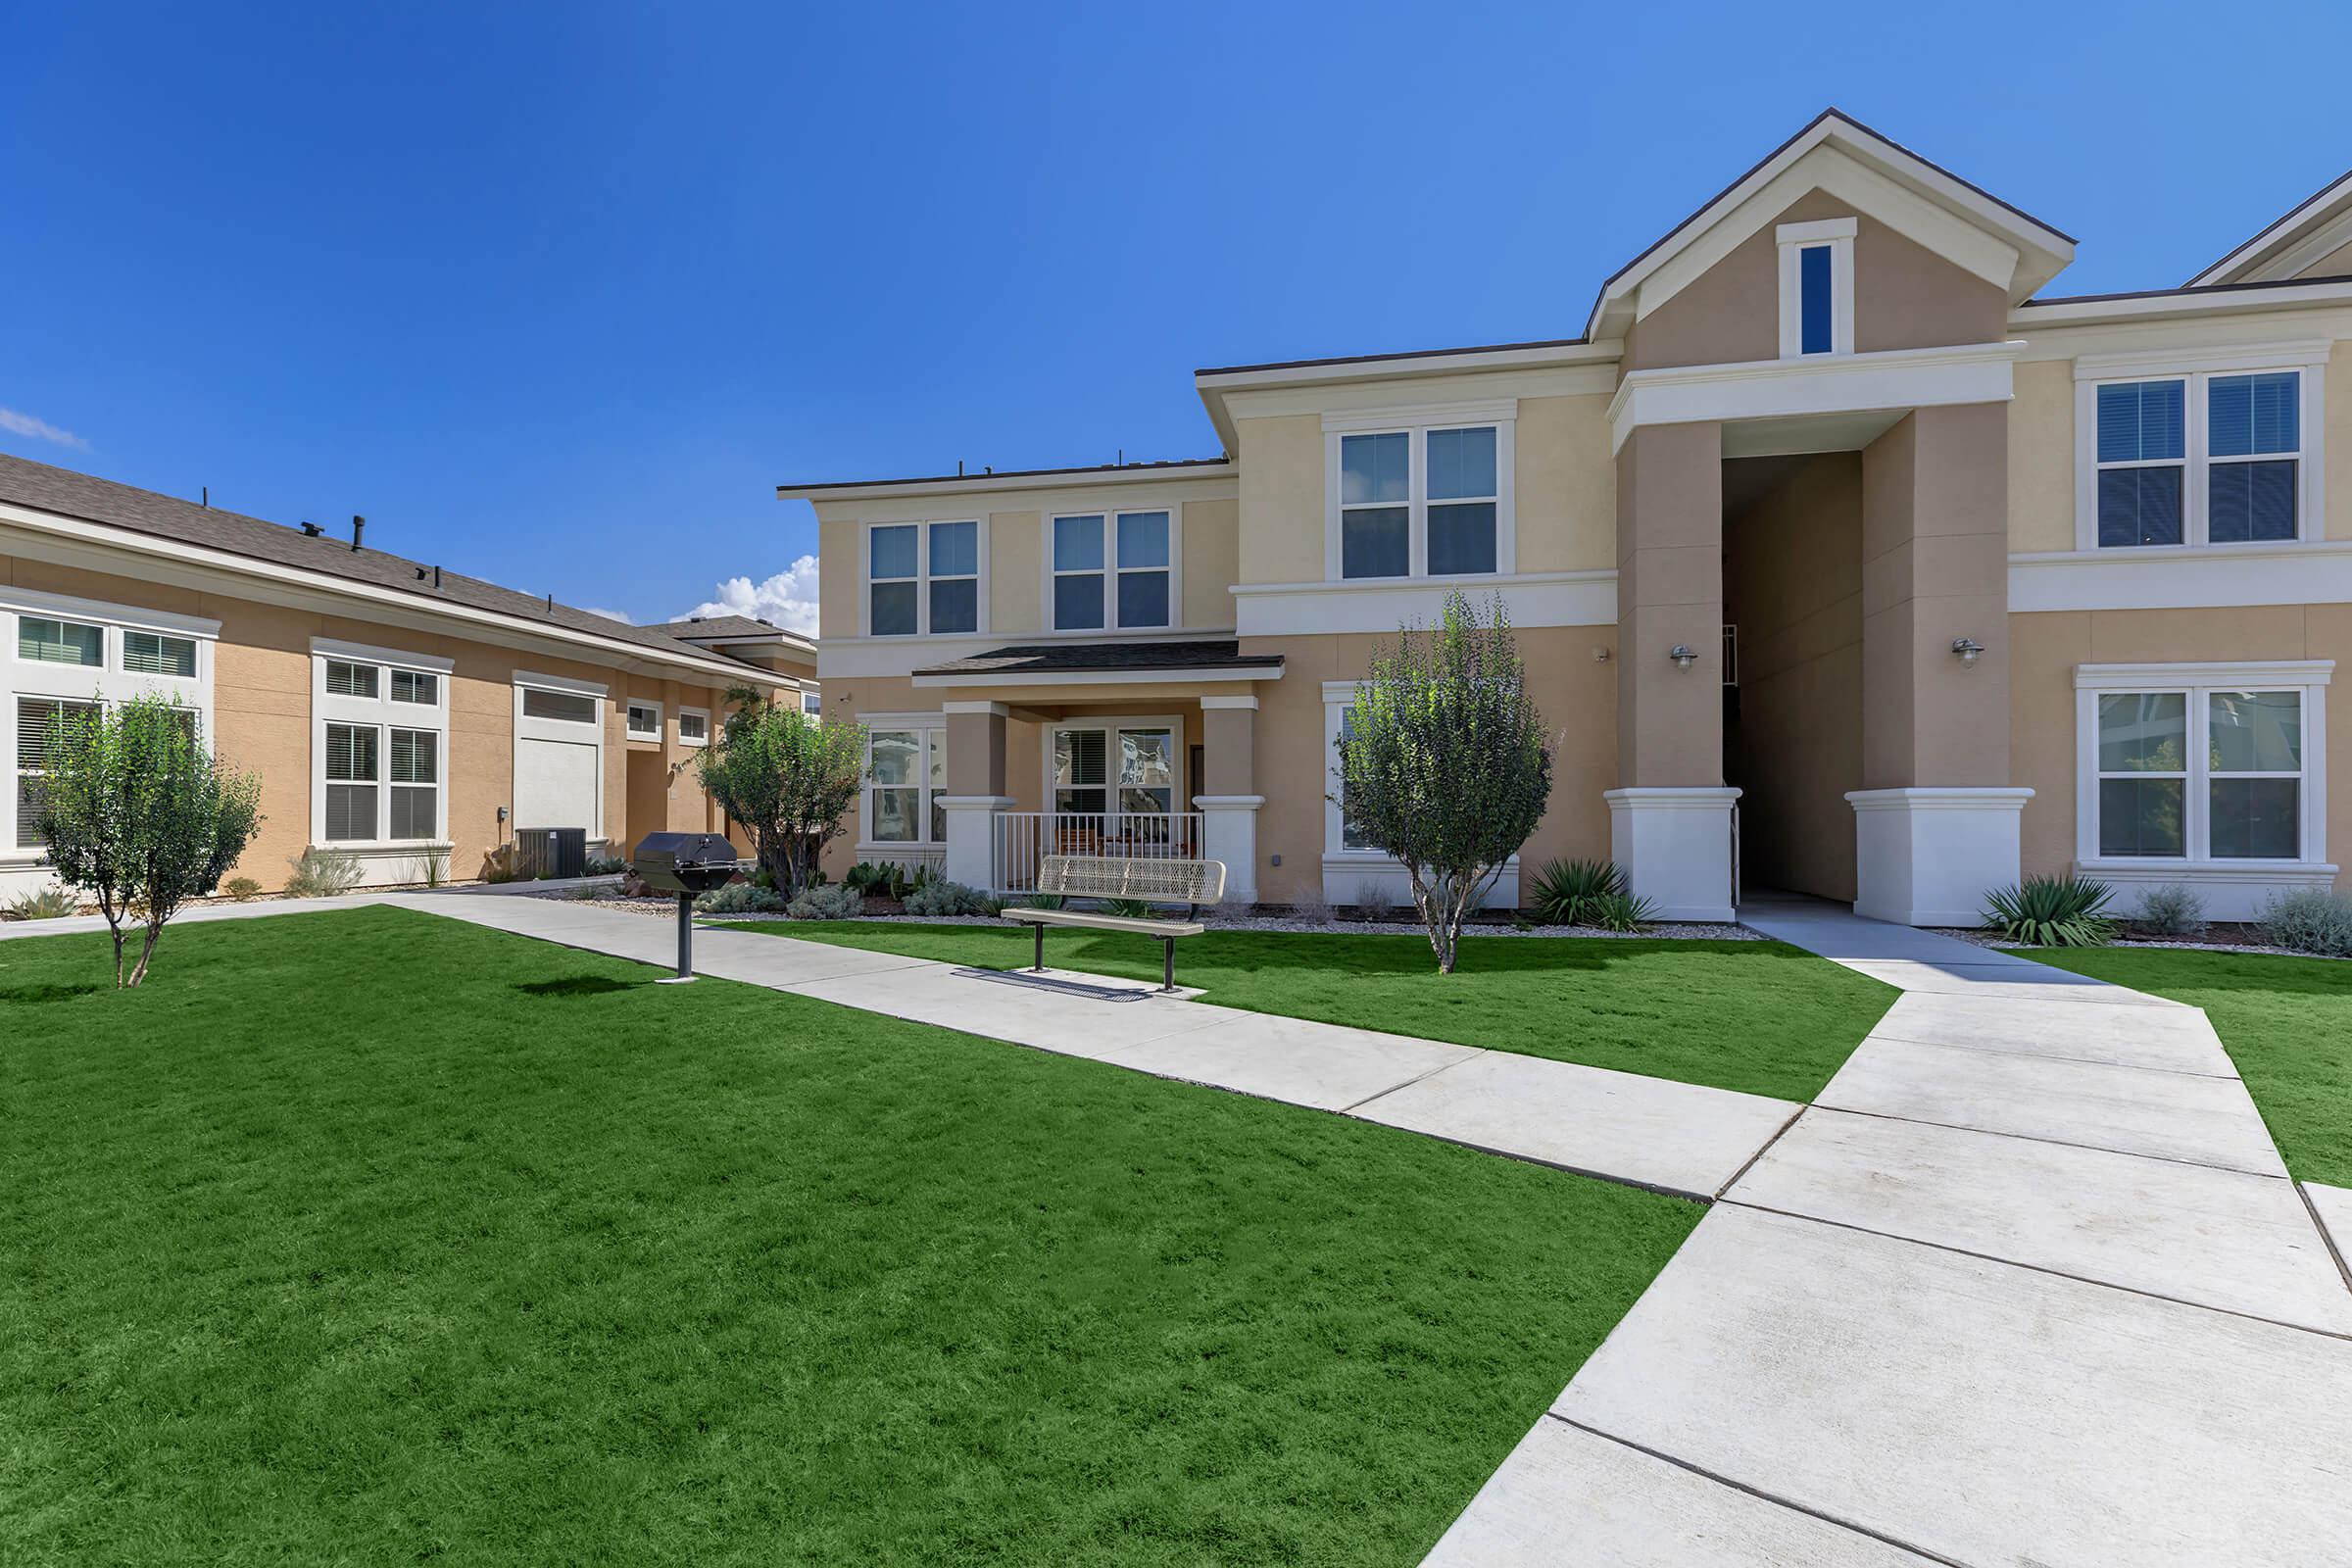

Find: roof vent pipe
<box><xmin>433</xmin><ymin>564</ymin><xmax>441</xmax><ymax>589</ymax></box>
<box><xmin>300</xmin><ymin>520</ymin><xmax>324</xmax><ymax>537</ymax></box>
<box><xmin>350</xmin><ymin>514</ymin><xmax>366</xmax><ymax>552</ymax></box>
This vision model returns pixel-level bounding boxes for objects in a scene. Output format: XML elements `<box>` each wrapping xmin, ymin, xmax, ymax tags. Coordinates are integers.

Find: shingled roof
<box><xmin>0</xmin><ymin>452</ymin><xmax>761</xmax><ymax>674</ymax></box>
<box><xmin>911</xmin><ymin>639</ymin><xmax>1284</xmax><ymax>679</ymax></box>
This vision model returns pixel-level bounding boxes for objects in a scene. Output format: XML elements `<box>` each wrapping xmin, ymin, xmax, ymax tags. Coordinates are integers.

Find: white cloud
<box><xmin>581</xmin><ymin>607</ymin><xmax>633</xmax><ymax>624</ymax></box>
<box><xmin>0</xmin><ymin>407</ymin><xmax>89</xmax><ymax>450</ymax></box>
<box><xmin>678</xmin><ymin>554</ymin><xmax>819</xmax><ymax>636</ymax></box>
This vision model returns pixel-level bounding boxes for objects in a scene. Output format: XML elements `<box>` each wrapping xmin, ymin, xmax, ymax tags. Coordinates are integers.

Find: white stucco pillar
<box><xmin>1193</xmin><ymin>795</ymin><xmax>1263</xmax><ymax>905</ymax></box>
<box><xmin>939</xmin><ymin>796</ymin><xmax>1014</xmax><ymax>890</ymax></box>
<box><xmin>1198</xmin><ymin>694</ymin><xmax>1260</xmax><ymax>906</ymax></box>
<box><xmin>1846</xmin><ymin>787</ymin><xmax>2033</xmax><ymax>926</ymax></box>
<box><xmin>1603</xmin><ymin>786</ymin><xmax>1741</xmax><ymax>922</ymax></box>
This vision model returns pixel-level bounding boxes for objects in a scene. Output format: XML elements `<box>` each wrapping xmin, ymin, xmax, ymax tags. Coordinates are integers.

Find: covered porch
<box><xmin>907</xmin><ymin>639</ymin><xmax>1282</xmax><ymax>899</ymax></box>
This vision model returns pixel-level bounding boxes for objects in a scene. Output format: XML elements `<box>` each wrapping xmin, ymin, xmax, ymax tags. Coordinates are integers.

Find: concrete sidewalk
<box><xmin>1430</xmin><ymin>896</ymin><xmax>2352</xmax><ymax>1567</ymax></box>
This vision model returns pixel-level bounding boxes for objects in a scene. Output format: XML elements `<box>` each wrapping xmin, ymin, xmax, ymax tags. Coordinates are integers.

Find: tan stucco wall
<box><xmin>1723</xmin><ymin>454</ymin><xmax>1864</xmax><ymax>902</ymax></box>
<box><xmin>1616</xmin><ymin>420</ymin><xmax>1725</xmax><ymax>786</ymax></box>
<box><xmin>3</xmin><ymin>553</ymin><xmax>744</xmax><ymax>890</ymax></box>
<box><xmin>2007</xmin><ymin>359</ymin><xmax>2076</xmax><ymax>553</ymax></box>
<box><xmin>1235</xmin><ymin>414</ymin><xmax>1325</xmax><ymax>585</ymax></box>
<box><xmin>989</xmin><ymin>511</ymin><xmax>1043</xmax><ymax>634</ymax></box>
<box><xmin>1183</xmin><ymin>498</ymin><xmax>1240</xmax><ymax>627</ymax></box>
<box><xmin>2010</xmin><ymin>604</ymin><xmax>2352</xmax><ymax>894</ymax></box>
<box><xmin>1515</xmin><ymin>393</ymin><xmax>1618</xmax><ymax>572</ymax></box>
<box><xmin>1626</xmin><ymin>188</ymin><xmax>2007</xmax><ymax>373</ymax></box>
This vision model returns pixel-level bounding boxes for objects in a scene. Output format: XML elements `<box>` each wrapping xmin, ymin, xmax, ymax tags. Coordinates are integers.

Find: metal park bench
<box><xmin>1004</xmin><ymin>854</ymin><xmax>1227</xmax><ymax>992</ymax></box>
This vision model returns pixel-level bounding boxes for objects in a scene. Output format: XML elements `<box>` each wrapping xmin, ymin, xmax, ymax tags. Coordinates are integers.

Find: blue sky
<box><xmin>9</xmin><ymin>1</ymin><xmax>2352</xmax><ymax>630</ymax></box>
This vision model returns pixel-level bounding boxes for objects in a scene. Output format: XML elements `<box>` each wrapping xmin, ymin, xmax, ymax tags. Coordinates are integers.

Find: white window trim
<box><xmin>861</xmin><ymin>517</ymin><xmax>989</xmax><ymax>638</ymax></box>
<box><xmin>2071</xmin><ymin>342</ymin><xmax>2328</xmax><ymax>551</ymax></box>
<box><xmin>677</xmin><ymin>706</ymin><xmax>710</xmax><ymax>748</ymax></box>
<box><xmin>1043</xmin><ymin>509</ymin><xmax>1183</xmax><ymax>633</ymax></box>
<box><xmin>625</xmin><ymin>698</ymin><xmax>663</xmax><ymax>742</ymax></box>
<box><xmin>310</xmin><ymin>640</ymin><xmax>453</xmax><ymax>852</ymax></box>
<box><xmin>858</xmin><ymin>712</ymin><xmax>949</xmax><ymax>849</ymax></box>
<box><xmin>1038</xmin><ymin>712</ymin><xmax>1187</xmax><ymax>829</ymax></box>
<box><xmin>512</xmin><ymin>670</ymin><xmax>608</xmax><ymax>840</ymax></box>
<box><xmin>1777</xmin><ymin>218</ymin><xmax>1856</xmax><ymax>359</ymax></box>
<box><xmin>4</xmin><ymin>590</ymin><xmax>219</xmax><ymax>861</ymax></box>
<box><xmin>1321</xmin><ymin>401</ymin><xmax>1518</xmax><ymax>582</ymax></box>
<box><xmin>2073</xmin><ymin>661</ymin><xmax>2331</xmax><ymax>874</ymax></box>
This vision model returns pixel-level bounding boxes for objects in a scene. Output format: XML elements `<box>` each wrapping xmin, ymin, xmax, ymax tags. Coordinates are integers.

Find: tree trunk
<box><xmin>109</xmin><ymin>921</ymin><xmax>127</xmax><ymax>989</ymax></box>
<box><xmin>125</xmin><ymin>920</ymin><xmax>162</xmax><ymax>988</ymax></box>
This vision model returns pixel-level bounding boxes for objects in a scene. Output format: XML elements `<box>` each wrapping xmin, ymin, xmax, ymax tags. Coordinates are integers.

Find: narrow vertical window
<box><xmin>2207</xmin><ymin>691</ymin><xmax>2300</xmax><ymax>858</ymax></box>
<box><xmin>2207</xmin><ymin>371</ymin><xmax>2300</xmax><ymax>543</ymax></box>
<box><xmin>1052</xmin><ymin>514</ymin><xmax>1106</xmax><ymax>630</ymax></box>
<box><xmin>2094</xmin><ymin>693</ymin><xmax>2186</xmax><ymax>858</ymax></box>
<box><xmin>1425</xmin><ymin>426</ymin><xmax>1497</xmax><ymax>574</ymax></box>
<box><xmin>15</xmin><ymin>698</ymin><xmax>99</xmax><ymax>848</ymax></box>
<box><xmin>1116</xmin><ymin>512</ymin><xmax>1171</xmax><ymax>627</ymax></box>
<box><xmin>1798</xmin><ymin>245</ymin><xmax>1834</xmax><ymax>356</ymax></box>
<box><xmin>389</xmin><ymin>728</ymin><xmax>438</xmax><ymax>840</ymax></box>
<box><xmin>1053</xmin><ymin>728</ymin><xmax>1107</xmax><ymax>815</ymax></box>
<box><xmin>868</xmin><ymin>526</ymin><xmax>919</xmax><ymax>636</ymax></box>
<box><xmin>324</xmin><ymin>722</ymin><xmax>380</xmax><ymax>842</ymax></box>
<box><xmin>2093</xmin><ymin>381</ymin><xmax>2187</xmax><ymax>548</ymax></box>
<box><xmin>927</xmin><ymin>520</ymin><xmax>979</xmax><ymax>633</ymax></box>
<box><xmin>1339</xmin><ymin>432</ymin><xmax>1410</xmax><ymax>578</ymax></box>
<box><xmin>869</xmin><ymin>729</ymin><xmax>921</xmax><ymax>842</ymax></box>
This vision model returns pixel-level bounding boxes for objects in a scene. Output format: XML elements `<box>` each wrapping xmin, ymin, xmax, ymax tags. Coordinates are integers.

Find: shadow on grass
<box><xmin>0</xmin><ymin>981</ymin><xmax>104</xmax><ymax>1004</ymax></box>
<box><xmin>514</xmin><ymin>975</ymin><xmax>649</xmax><ymax>999</ymax></box>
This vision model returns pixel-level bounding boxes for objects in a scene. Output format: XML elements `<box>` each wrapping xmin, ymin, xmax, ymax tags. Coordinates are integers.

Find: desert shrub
<box><xmin>285</xmin><ymin>848</ymin><xmax>364</xmax><ymax>899</ymax></box>
<box><xmin>1104</xmin><ymin>898</ymin><xmax>1156</xmax><ymax>919</ymax></box>
<box><xmin>223</xmin><ymin>876</ymin><xmax>262</xmax><ymax>902</ymax></box>
<box><xmin>409</xmin><ymin>852</ymin><xmax>450</xmax><ymax>889</ymax></box>
<box><xmin>1584</xmin><ymin>890</ymin><xmax>1660</xmax><ymax>933</ymax></box>
<box><xmin>1023</xmin><ymin>893</ymin><xmax>1066</xmax><ymax>911</ymax></box>
<box><xmin>693</xmin><ymin>881</ymin><xmax>789</xmax><ymax>915</ymax></box>
<box><xmin>584</xmin><ymin>854</ymin><xmax>626</xmax><ymax>876</ymax></box>
<box><xmin>7</xmin><ymin>886</ymin><xmax>78</xmax><ymax>920</ymax></box>
<box><xmin>2131</xmin><ymin>883</ymin><xmax>2207</xmax><ymax>939</ymax></box>
<box><xmin>2259</xmin><ymin>888</ymin><xmax>2352</xmax><ymax>957</ymax></box>
<box><xmin>1288</xmin><ymin>893</ymin><xmax>1335</xmax><ymax>927</ymax></box>
<box><xmin>1529</xmin><ymin>858</ymin><xmax>1625</xmax><ymax>926</ymax></box>
<box><xmin>904</xmin><ymin>879</ymin><xmax>998</xmax><ymax>917</ymax></box>
<box><xmin>785</xmin><ymin>883</ymin><xmax>863</xmax><ymax>920</ymax></box>
<box><xmin>1351</xmin><ymin>880</ymin><xmax>1399</xmax><ymax>922</ymax></box>
<box><xmin>1984</xmin><ymin>874</ymin><xmax>2115</xmax><ymax>947</ymax></box>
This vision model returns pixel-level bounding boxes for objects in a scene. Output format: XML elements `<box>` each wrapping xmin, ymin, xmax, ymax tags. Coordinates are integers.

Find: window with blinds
<box><xmin>626</xmin><ymin>701</ymin><xmax>661</xmax><ymax>739</ymax></box>
<box><xmin>389</xmin><ymin>727</ymin><xmax>437</xmax><ymax>840</ymax></box>
<box><xmin>324</xmin><ymin>722</ymin><xmax>379</xmax><ymax>842</ymax></box>
<box><xmin>18</xmin><ymin>615</ymin><xmax>103</xmax><ymax>667</ymax></box>
<box><xmin>122</xmin><ymin>630</ymin><xmax>197</xmax><ymax>677</ymax></box>
<box><xmin>390</xmin><ymin>668</ymin><xmax>437</xmax><ymax>705</ymax></box>
<box><xmin>522</xmin><ymin>687</ymin><xmax>598</xmax><ymax>724</ymax></box>
<box><xmin>325</xmin><ymin>660</ymin><xmax>379</xmax><ymax>699</ymax></box>
<box><xmin>14</xmin><ymin>697</ymin><xmax>99</xmax><ymax>848</ymax></box>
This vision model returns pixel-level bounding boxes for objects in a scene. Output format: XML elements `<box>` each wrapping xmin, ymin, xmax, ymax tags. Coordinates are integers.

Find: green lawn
<box><xmin>738</xmin><ymin>922</ymin><xmax>1897</xmax><ymax>1102</ymax></box>
<box><xmin>2021</xmin><ymin>947</ymin><xmax>2352</xmax><ymax>1188</ymax></box>
<box><xmin>1</xmin><ymin>909</ymin><xmax>1700</xmax><ymax>1566</ymax></box>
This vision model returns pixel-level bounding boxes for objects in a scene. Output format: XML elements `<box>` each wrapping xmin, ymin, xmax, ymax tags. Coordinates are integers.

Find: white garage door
<box><xmin>514</xmin><ymin>737</ymin><xmax>598</xmax><ymax>831</ymax></box>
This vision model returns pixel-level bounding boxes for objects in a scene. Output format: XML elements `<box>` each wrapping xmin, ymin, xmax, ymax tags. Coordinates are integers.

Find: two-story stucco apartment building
<box><xmin>1</xmin><ymin>454</ymin><xmax>815</xmax><ymax>900</ymax></box>
<box><xmin>803</xmin><ymin>110</ymin><xmax>2349</xmax><ymax>926</ymax></box>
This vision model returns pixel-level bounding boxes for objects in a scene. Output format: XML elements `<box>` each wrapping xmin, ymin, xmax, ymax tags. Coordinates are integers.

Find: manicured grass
<box><xmin>1</xmin><ymin>909</ymin><xmax>1700</xmax><ymax>1566</ymax></box>
<box><xmin>2020</xmin><ymin>946</ymin><xmax>2352</xmax><ymax>1188</ymax></box>
<box><xmin>739</xmin><ymin>922</ymin><xmax>1897</xmax><ymax>1102</ymax></box>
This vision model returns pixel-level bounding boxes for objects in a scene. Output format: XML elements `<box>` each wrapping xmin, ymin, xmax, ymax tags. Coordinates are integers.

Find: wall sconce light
<box><xmin>1592</xmin><ymin>646</ymin><xmax>1611</xmax><ymax>662</ymax></box>
<box><xmin>1669</xmin><ymin>644</ymin><xmax>1697</xmax><ymax>671</ymax></box>
<box><xmin>1951</xmin><ymin>636</ymin><xmax>1984</xmax><ymax>667</ymax></box>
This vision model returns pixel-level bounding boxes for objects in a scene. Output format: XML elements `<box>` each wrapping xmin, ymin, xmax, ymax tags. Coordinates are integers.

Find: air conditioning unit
<box><xmin>514</xmin><ymin>826</ymin><xmax>588</xmax><ymax>880</ymax></box>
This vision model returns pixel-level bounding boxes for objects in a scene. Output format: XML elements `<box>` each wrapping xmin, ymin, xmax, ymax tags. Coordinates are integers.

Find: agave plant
<box><xmin>1584</xmin><ymin>889</ymin><xmax>1661</xmax><ymax>933</ymax></box>
<box><xmin>1983</xmin><ymin>874</ymin><xmax>2116</xmax><ymax>947</ymax></box>
<box><xmin>1529</xmin><ymin>858</ymin><xmax>1626</xmax><ymax>925</ymax></box>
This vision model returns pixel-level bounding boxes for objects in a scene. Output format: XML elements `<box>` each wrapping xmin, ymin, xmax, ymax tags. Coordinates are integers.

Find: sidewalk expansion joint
<box><xmin>1713</xmin><ymin>1102</ymin><xmax>1810</xmax><ymax>1200</ymax></box>
<box><xmin>1335</xmin><ymin>1050</ymin><xmax>1488</xmax><ymax>1115</ymax></box>
<box><xmin>1859</xmin><ymin>1030</ymin><xmax>2240</xmax><ymax>1081</ymax></box>
<box><xmin>1816</xmin><ymin>1102</ymin><xmax>2289</xmax><ymax>1182</ymax></box>
<box><xmin>2296</xmin><ymin>1182</ymin><xmax>2352</xmax><ymax>1298</ymax></box>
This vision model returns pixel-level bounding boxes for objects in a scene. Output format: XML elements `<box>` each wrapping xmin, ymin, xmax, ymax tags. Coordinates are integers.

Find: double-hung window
<box><xmin>2078</xmin><ymin>663</ymin><xmax>2329</xmax><ymax>871</ymax></box>
<box><xmin>1050</xmin><ymin>722</ymin><xmax>1176</xmax><ymax>836</ymax></box>
<box><xmin>2078</xmin><ymin>351</ymin><xmax>2324</xmax><ymax>549</ymax></box>
<box><xmin>1050</xmin><ymin>511</ymin><xmax>1175</xmax><ymax>631</ymax></box>
<box><xmin>866</xmin><ymin>520</ymin><xmax>982</xmax><ymax>637</ymax></box>
<box><xmin>314</xmin><ymin>643</ymin><xmax>450</xmax><ymax>847</ymax></box>
<box><xmin>1327</xmin><ymin>410</ymin><xmax>1513</xmax><ymax>581</ymax></box>
<box><xmin>324</xmin><ymin>722</ymin><xmax>380</xmax><ymax>843</ymax></box>
<box><xmin>865</xmin><ymin>724</ymin><xmax>947</xmax><ymax>846</ymax></box>
<box><xmin>13</xmin><ymin>698</ymin><xmax>99</xmax><ymax>848</ymax></box>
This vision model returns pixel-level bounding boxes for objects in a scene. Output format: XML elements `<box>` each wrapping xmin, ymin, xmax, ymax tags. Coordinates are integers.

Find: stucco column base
<box><xmin>1846</xmin><ymin>787</ymin><xmax>2033</xmax><ymax>926</ymax></box>
<box><xmin>1604</xmin><ymin>786</ymin><xmax>1741</xmax><ymax>922</ymax></box>
<box><xmin>1193</xmin><ymin>794</ymin><xmax>1262</xmax><ymax>905</ymax></box>
<box><xmin>938</xmin><ymin>795</ymin><xmax>1014</xmax><ymax>891</ymax></box>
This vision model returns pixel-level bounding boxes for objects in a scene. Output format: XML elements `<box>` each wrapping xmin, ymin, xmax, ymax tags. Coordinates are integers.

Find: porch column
<box><xmin>1849</xmin><ymin>404</ymin><xmax>2031</xmax><ymax>924</ymax></box>
<box><xmin>1605</xmin><ymin>419</ymin><xmax>1740</xmax><ymax>920</ymax></box>
<box><xmin>1195</xmin><ymin>694</ymin><xmax>1260</xmax><ymax>905</ymax></box>
<box><xmin>940</xmin><ymin>701</ymin><xmax>1011</xmax><ymax>891</ymax></box>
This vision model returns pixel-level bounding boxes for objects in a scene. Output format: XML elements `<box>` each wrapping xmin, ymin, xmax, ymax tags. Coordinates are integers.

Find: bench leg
<box><xmin>1161</xmin><ymin>936</ymin><xmax>1176</xmax><ymax>993</ymax></box>
<box><xmin>1033</xmin><ymin>922</ymin><xmax>1045</xmax><ymax>974</ymax></box>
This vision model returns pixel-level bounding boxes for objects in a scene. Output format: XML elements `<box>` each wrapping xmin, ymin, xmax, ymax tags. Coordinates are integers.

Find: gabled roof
<box><xmin>0</xmin><ymin>452</ymin><xmax>768</xmax><ymax>682</ymax></box>
<box><xmin>2188</xmin><ymin>167</ymin><xmax>2352</xmax><ymax>287</ymax></box>
<box><xmin>910</xmin><ymin>639</ymin><xmax>1284</xmax><ymax>682</ymax></box>
<box><xmin>646</xmin><ymin>614</ymin><xmax>815</xmax><ymax>655</ymax></box>
<box><xmin>1585</xmin><ymin>108</ymin><xmax>2076</xmax><ymax>342</ymax></box>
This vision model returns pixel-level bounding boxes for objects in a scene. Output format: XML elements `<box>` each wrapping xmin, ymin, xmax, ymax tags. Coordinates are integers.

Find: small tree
<box><xmin>36</xmin><ymin>693</ymin><xmax>264</xmax><ymax>988</ymax></box>
<box><xmin>1333</xmin><ymin>592</ymin><xmax>1551</xmax><ymax>973</ymax></box>
<box><xmin>694</xmin><ymin>694</ymin><xmax>866</xmax><ymax>895</ymax></box>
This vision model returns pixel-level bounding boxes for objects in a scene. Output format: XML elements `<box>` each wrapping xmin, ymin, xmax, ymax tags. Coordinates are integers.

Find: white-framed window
<box><xmin>1776</xmin><ymin>218</ymin><xmax>1855</xmax><ymax>358</ymax></box>
<box><xmin>5</xmin><ymin>590</ymin><xmax>217</xmax><ymax>859</ymax></box>
<box><xmin>862</xmin><ymin>720</ymin><xmax>948</xmax><ymax>846</ymax></box>
<box><xmin>1048</xmin><ymin>510</ymin><xmax>1177</xmax><ymax>631</ymax></box>
<box><xmin>678</xmin><ymin>707</ymin><xmax>710</xmax><ymax>747</ymax></box>
<box><xmin>312</xmin><ymin>639</ymin><xmax>452</xmax><ymax>848</ymax></box>
<box><xmin>1048</xmin><ymin>722</ymin><xmax>1177</xmax><ymax>819</ymax></box>
<box><xmin>2075</xmin><ymin>662</ymin><xmax>2330</xmax><ymax>870</ymax></box>
<box><xmin>2074</xmin><ymin>346</ymin><xmax>2327</xmax><ymax>550</ymax></box>
<box><xmin>626</xmin><ymin>700</ymin><xmax>662</xmax><ymax>741</ymax></box>
<box><xmin>1321</xmin><ymin>685</ymin><xmax>1380</xmax><ymax>856</ymax></box>
<box><xmin>799</xmin><ymin>689</ymin><xmax>821</xmax><ymax>715</ymax></box>
<box><xmin>1323</xmin><ymin>404</ymin><xmax>1516</xmax><ymax>582</ymax></box>
<box><xmin>865</xmin><ymin>518</ymin><xmax>984</xmax><ymax>637</ymax></box>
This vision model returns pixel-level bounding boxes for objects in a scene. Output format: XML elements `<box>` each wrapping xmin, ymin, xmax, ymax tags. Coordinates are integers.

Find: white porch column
<box><xmin>1846</xmin><ymin>787</ymin><xmax>2033</xmax><ymax>926</ymax></box>
<box><xmin>1193</xmin><ymin>796</ymin><xmax>1263</xmax><ymax>904</ymax></box>
<box><xmin>942</xmin><ymin>701</ymin><xmax>1011</xmax><ymax>891</ymax></box>
<box><xmin>1603</xmin><ymin>786</ymin><xmax>1741</xmax><ymax>922</ymax></box>
<box><xmin>938</xmin><ymin>796</ymin><xmax>1013</xmax><ymax>889</ymax></box>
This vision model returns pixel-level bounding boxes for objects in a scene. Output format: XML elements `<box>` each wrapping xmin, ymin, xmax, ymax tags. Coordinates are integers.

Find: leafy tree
<box><xmin>34</xmin><ymin>693</ymin><xmax>265</xmax><ymax>988</ymax></box>
<box><xmin>694</xmin><ymin>695</ymin><xmax>866</xmax><ymax>895</ymax></box>
<box><xmin>1333</xmin><ymin>592</ymin><xmax>1551</xmax><ymax>973</ymax></box>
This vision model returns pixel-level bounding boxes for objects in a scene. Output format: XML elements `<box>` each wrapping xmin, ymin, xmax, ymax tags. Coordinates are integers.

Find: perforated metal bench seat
<box><xmin>1004</xmin><ymin>854</ymin><xmax>1226</xmax><ymax>991</ymax></box>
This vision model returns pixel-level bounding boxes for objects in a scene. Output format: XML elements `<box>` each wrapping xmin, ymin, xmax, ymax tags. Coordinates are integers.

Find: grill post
<box><xmin>1033</xmin><ymin>921</ymin><xmax>1045</xmax><ymax>973</ymax></box>
<box><xmin>662</xmin><ymin>890</ymin><xmax>696</xmax><ymax>984</ymax></box>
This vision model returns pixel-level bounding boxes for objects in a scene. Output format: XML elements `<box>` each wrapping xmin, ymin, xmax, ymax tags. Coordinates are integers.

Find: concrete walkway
<box><xmin>1429</xmin><ymin>894</ymin><xmax>2352</xmax><ymax>1567</ymax></box>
